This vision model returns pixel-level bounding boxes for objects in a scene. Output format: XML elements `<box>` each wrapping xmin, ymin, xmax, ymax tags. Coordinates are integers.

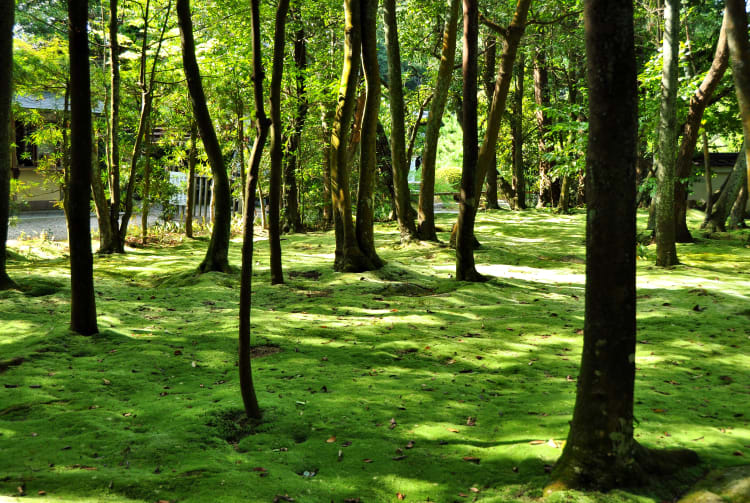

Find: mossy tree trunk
<box><xmin>0</xmin><ymin>0</ymin><xmax>15</xmax><ymax>290</ymax></box>
<box><xmin>673</xmin><ymin>12</ymin><xmax>728</xmax><ymax>243</ymax></box>
<box><xmin>383</xmin><ymin>0</ymin><xmax>418</xmax><ymax>242</ymax></box>
<box><xmin>417</xmin><ymin>0</ymin><xmax>460</xmax><ymax>241</ymax></box>
<box><xmin>547</xmin><ymin>0</ymin><xmax>697</xmax><ymax>492</ymax></box>
<box><xmin>726</xmin><ymin>0</ymin><xmax>750</xmax><ymax>197</ymax></box>
<box><xmin>283</xmin><ymin>21</ymin><xmax>307</xmax><ymax>234</ymax></box>
<box><xmin>185</xmin><ymin>119</ymin><xmax>197</xmax><ymax>238</ymax></box>
<box><xmin>238</xmin><ymin>0</ymin><xmax>268</xmax><ymax>422</ymax></box>
<box><xmin>654</xmin><ymin>0</ymin><xmax>680</xmax><ymax>267</ymax></box>
<box><xmin>268</xmin><ymin>0</ymin><xmax>290</xmax><ymax>285</ymax></box>
<box><xmin>355</xmin><ymin>0</ymin><xmax>384</xmax><ymax>268</ymax></box>
<box><xmin>68</xmin><ymin>0</ymin><xmax>99</xmax><ymax>336</ymax></box>
<box><xmin>177</xmin><ymin>0</ymin><xmax>232</xmax><ymax>273</ymax></box>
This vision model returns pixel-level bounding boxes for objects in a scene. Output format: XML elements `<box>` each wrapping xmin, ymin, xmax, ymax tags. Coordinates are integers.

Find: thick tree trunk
<box><xmin>383</xmin><ymin>0</ymin><xmax>418</xmax><ymax>241</ymax></box>
<box><xmin>356</xmin><ymin>0</ymin><xmax>384</xmax><ymax>267</ymax></box>
<box><xmin>547</xmin><ymin>0</ymin><xmax>697</xmax><ymax>492</ymax></box>
<box><xmin>68</xmin><ymin>0</ymin><xmax>99</xmax><ymax>335</ymax></box>
<box><xmin>237</xmin><ymin>0</ymin><xmax>267</xmax><ymax>421</ymax></box>
<box><xmin>177</xmin><ymin>0</ymin><xmax>232</xmax><ymax>273</ymax></box>
<box><xmin>268</xmin><ymin>0</ymin><xmax>290</xmax><ymax>285</ymax></box>
<box><xmin>418</xmin><ymin>0</ymin><xmax>460</xmax><ymax>241</ymax></box>
<box><xmin>483</xmin><ymin>34</ymin><xmax>501</xmax><ymax>210</ymax></box>
<box><xmin>0</xmin><ymin>0</ymin><xmax>14</xmax><ymax>290</ymax></box>
<box><xmin>283</xmin><ymin>23</ymin><xmax>307</xmax><ymax>234</ymax></box>
<box><xmin>558</xmin><ymin>174</ymin><xmax>571</xmax><ymax>213</ymax></box>
<box><xmin>702</xmin><ymin>132</ymin><xmax>714</xmax><ymax>218</ymax></box>
<box><xmin>511</xmin><ymin>54</ymin><xmax>526</xmax><ymax>210</ymax></box>
<box><xmin>726</xmin><ymin>0</ymin><xmax>750</xmax><ymax>197</ymax></box>
<box><xmin>534</xmin><ymin>49</ymin><xmax>553</xmax><ymax>208</ymax></box>
<box><xmin>455</xmin><ymin>0</ymin><xmax>484</xmax><ymax>282</ymax></box>
<box><xmin>330</xmin><ymin>0</ymin><xmax>373</xmax><ymax>272</ymax></box>
<box><xmin>674</xmin><ymin>13</ymin><xmax>728</xmax><ymax>243</ymax></box>
<box><xmin>376</xmin><ymin>121</ymin><xmax>397</xmax><ymax>219</ymax></box>
<box><xmin>704</xmin><ymin>149</ymin><xmax>747</xmax><ymax>232</ymax></box>
<box><xmin>186</xmin><ymin>119</ymin><xmax>197</xmax><ymax>238</ymax></box>
<box><xmin>654</xmin><ymin>0</ymin><xmax>680</xmax><ymax>267</ymax></box>
<box><xmin>729</xmin><ymin>183</ymin><xmax>747</xmax><ymax>229</ymax></box>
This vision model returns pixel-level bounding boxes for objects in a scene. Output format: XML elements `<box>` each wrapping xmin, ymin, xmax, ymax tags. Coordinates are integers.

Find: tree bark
<box><xmin>455</xmin><ymin>0</ymin><xmax>484</xmax><ymax>282</ymax></box>
<box><xmin>383</xmin><ymin>0</ymin><xmax>418</xmax><ymax>241</ymax></box>
<box><xmin>673</xmin><ymin>13</ymin><xmax>729</xmax><ymax>243</ymax></box>
<box><xmin>330</xmin><ymin>0</ymin><xmax>373</xmax><ymax>272</ymax></box>
<box><xmin>729</xmin><ymin>182</ymin><xmax>747</xmax><ymax>229</ymax></box>
<box><xmin>141</xmin><ymin>118</ymin><xmax>153</xmax><ymax>244</ymax></box>
<box><xmin>704</xmin><ymin>148</ymin><xmax>747</xmax><ymax>232</ymax></box>
<box><xmin>510</xmin><ymin>53</ymin><xmax>526</xmax><ymax>210</ymax></box>
<box><xmin>534</xmin><ymin>49</ymin><xmax>553</xmax><ymax>208</ymax></box>
<box><xmin>547</xmin><ymin>0</ymin><xmax>697</xmax><ymax>492</ymax></box>
<box><xmin>186</xmin><ymin>119</ymin><xmax>197</xmax><ymax>238</ymax></box>
<box><xmin>321</xmin><ymin>106</ymin><xmax>334</xmax><ymax>228</ymax></box>
<box><xmin>356</xmin><ymin>0</ymin><xmax>384</xmax><ymax>268</ymax></box>
<box><xmin>0</xmin><ymin>0</ymin><xmax>15</xmax><ymax>290</ymax></box>
<box><xmin>67</xmin><ymin>0</ymin><xmax>99</xmax><ymax>335</ymax></box>
<box><xmin>268</xmin><ymin>0</ymin><xmax>290</xmax><ymax>285</ymax></box>
<box><xmin>654</xmin><ymin>0</ymin><xmax>680</xmax><ymax>267</ymax></box>
<box><xmin>702</xmin><ymin>131</ymin><xmax>714</xmax><ymax>219</ymax></box>
<box><xmin>237</xmin><ymin>0</ymin><xmax>268</xmax><ymax>422</ymax></box>
<box><xmin>102</xmin><ymin>0</ymin><xmax>122</xmax><ymax>254</ymax></box>
<box><xmin>177</xmin><ymin>0</ymin><xmax>232</xmax><ymax>273</ymax></box>
<box><xmin>418</xmin><ymin>0</ymin><xmax>460</xmax><ymax>241</ymax></box>
<box><xmin>726</xmin><ymin>0</ymin><xmax>750</xmax><ymax>197</ymax></box>
<box><xmin>483</xmin><ymin>34</ymin><xmax>500</xmax><ymax>210</ymax></box>
<box><xmin>91</xmin><ymin>135</ymin><xmax>114</xmax><ymax>250</ymax></box>
<box><xmin>283</xmin><ymin>22</ymin><xmax>307</xmax><ymax>234</ymax></box>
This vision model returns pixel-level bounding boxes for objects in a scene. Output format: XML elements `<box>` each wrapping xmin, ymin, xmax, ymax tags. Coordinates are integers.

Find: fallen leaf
<box><xmin>463</xmin><ymin>456</ymin><xmax>480</xmax><ymax>464</ymax></box>
<box><xmin>326</xmin><ymin>436</ymin><xmax>336</xmax><ymax>443</ymax></box>
<box><xmin>102</xmin><ymin>379</ymin><xmax>111</xmax><ymax>385</ymax></box>
<box><xmin>363</xmin><ymin>458</ymin><xmax>373</xmax><ymax>463</ymax></box>
<box><xmin>546</xmin><ymin>439</ymin><xmax>560</xmax><ymax>448</ymax></box>
<box><xmin>337</xmin><ymin>449</ymin><xmax>343</xmax><ymax>462</ymax></box>
<box><xmin>470</xmin><ymin>487</ymin><xmax>479</xmax><ymax>493</ymax></box>
<box><xmin>37</xmin><ymin>490</ymin><xmax>46</xmax><ymax>495</ymax></box>
<box><xmin>466</xmin><ymin>417</ymin><xmax>476</xmax><ymax>426</ymax></box>
<box><xmin>529</xmin><ymin>440</ymin><xmax>546</xmax><ymax>445</ymax></box>
<box><xmin>389</xmin><ymin>418</ymin><xmax>397</xmax><ymax>430</ymax></box>
<box><xmin>272</xmin><ymin>495</ymin><xmax>295</xmax><ymax>503</ymax></box>
<box><xmin>405</xmin><ymin>440</ymin><xmax>415</xmax><ymax>449</ymax></box>
<box><xmin>447</xmin><ymin>428</ymin><xmax>459</xmax><ymax>433</ymax></box>
<box><xmin>652</xmin><ymin>408</ymin><xmax>667</xmax><ymax>413</ymax></box>
<box><xmin>392</xmin><ymin>455</ymin><xmax>407</xmax><ymax>461</ymax></box>
<box><xmin>733</xmin><ymin>451</ymin><xmax>744</xmax><ymax>456</ymax></box>
<box><xmin>397</xmin><ymin>492</ymin><xmax>405</xmax><ymax>500</ymax></box>
<box><xmin>252</xmin><ymin>467</ymin><xmax>267</xmax><ymax>472</ymax></box>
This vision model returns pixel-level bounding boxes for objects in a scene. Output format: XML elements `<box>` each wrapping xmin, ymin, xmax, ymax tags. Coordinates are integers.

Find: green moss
<box><xmin>1</xmin><ymin>210</ymin><xmax>748</xmax><ymax>502</ymax></box>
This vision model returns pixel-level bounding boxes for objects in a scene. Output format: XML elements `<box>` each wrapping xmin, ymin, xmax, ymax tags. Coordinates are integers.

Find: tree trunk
<box><xmin>674</xmin><ymin>12</ymin><xmax>729</xmax><ymax>243</ymax></box>
<box><xmin>483</xmin><ymin>34</ymin><xmax>500</xmax><ymax>210</ymax></box>
<box><xmin>90</xmin><ymin>134</ymin><xmax>114</xmax><ymax>250</ymax></box>
<box><xmin>511</xmin><ymin>53</ymin><xmax>526</xmax><ymax>210</ymax></box>
<box><xmin>547</xmin><ymin>0</ymin><xmax>697</xmax><ymax>492</ymax></box>
<box><xmin>418</xmin><ymin>0</ymin><xmax>460</xmax><ymax>241</ymax></box>
<box><xmin>0</xmin><ymin>0</ymin><xmax>14</xmax><ymax>290</ymax></box>
<box><xmin>455</xmin><ymin>0</ymin><xmax>484</xmax><ymax>282</ymax></box>
<box><xmin>729</xmin><ymin>182</ymin><xmax>747</xmax><ymax>229</ymax></box>
<box><xmin>558</xmin><ymin>174</ymin><xmax>571</xmax><ymax>213</ymax></box>
<box><xmin>141</xmin><ymin>119</ymin><xmax>153</xmax><ymax>244</ymax></box>
<box><xmin>702</xmin><ymin>131</ymin><xmax>714</xmax><ymax>218</ymax></box>
<box><xmin>177</xmin><ymin>0</ymin><xmax>232</xmax><ymax>273</ymax></box>
<box><xmin>726</xmin><ymin>0</ymin><xmax>750</xmax><ymax>197</ymax></box>
<box><xmin>237</xmin><ymin>0</ymin><xmax>268</xmax><ymax>422</ymax></box>
<box><xmin>321</xmin><ymin>106</ymin><xmax>334</xmax><ymax>228</ymax></box>
<box><xmin>330</xmin><ymin>0</ymin><xmax>373</xmax><ymax>272</ymax></box>
<box><xmin>186</xmin><ymin>119</ymin><xmax>197</xmax><ymax>238</ymax></box>
<box><xmin>383</xmin><ymin>0</ymin><xmax>418</xmax><ymax>241</ymax></box>
<box><xmin>67</xmin><ymin>0</ymin><xmax>99</xmax><ymax>335</ymax></box>
<box><xmin>356</xmin><ymin>0</ymin><xmax>384</xmax><ymax>267</ymax></box>
<box><xmin>704</xmin><ymin>148</ymin><xmax>747</xmax><ymax>232</ymax></box>
<box><xmin>376</xmin><ymin>121</ymin><xmax>397</xmax><ymax>220</ymax></box>
<box><xmin>654</xmin><ymin>0</ymin><xmax>680</xmax><ymax>267</ymax></box>
<box><xmin>268</xmin><ymin>0</ymin><xmax>290</xmax><ymax>285</ymax></box>
<box><xmin>534</xmin><ymin>49</ymin><xmax>553</xmax><ymax>208</ymax></box>
<box><xmin>283</xmin><ymin>22</ymin><xmax>307</xmax><ymax>234</ymax></box>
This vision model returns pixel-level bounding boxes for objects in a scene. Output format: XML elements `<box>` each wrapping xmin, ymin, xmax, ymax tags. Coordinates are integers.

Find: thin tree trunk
<box><xmin>237</xmin><ymin>0</ymin><xmax>268</xmax><ymax>422</ymax></box>
<box><xmin>90</xmin><ymin>134</ymin><xmax>113</xmax><ymax>250</ymax></box>
<box><xmin>283</xmin><ymin>21</ymin><xmax>307</xmax><ymax>233</ymax></box>
<box><xmin>455</xmin><ymin>0</ymin><xmax>484</xmax><ymax>282</ymax></box>
<box><xmin>321</xmin><ymin>106</ymin><xmax>334</xmax><ymax>228</ymax></box>
<box><xmin>268</xmin><ymin>0</ymin><xmax>290</xmax><ymax>285</ymax></box>
<box><xmin>511</xmin><ymin>53</ymin><xmax>526</xmax><ymax>210</ymax></box>
<box><xmin>0</xmin><ymin>0</ymin><xmax>15</xmax><ymax>289</ymax></box>
<box><xmin>356</xmin><ymin>0</ymin><xmax>384</xmax><ymax>267</ymax></box>
<box><xmin>558</xmin><ymin>174</ymin><xmax>570</xmax><ymax>213</ymax></box>
<box><xmin>704</xmin><ymin>148</ymin><xmax>747</xmax><ymax>231</ymax></box>
<box><xmin>103</xmin><ymin>0</ymin><xmax>123</xmax><ymax>254</ymax></box>
<box><xmin>68</xmin><ymin>0</ymin><xmax>99</xmax><ymax>335</ymax></box>
<box><xmin>141</xmin><ymin>119</ymin><xmax>153</xmax><ymax>244</ymax></box>
<box><xmin>383</xmin><ymin>0</ymin><xmax>418</xmax><ymax>241</ymax></box>
<box><xmin>654</xmin><ymin>0</ymin><xmax>680</xmax><ymax>267</ymax></box>
<box><xmin>534</xmin><ymin>49</ymin><xmax>553</xmax><ymax>208</ymax></box>
<box><xmin>674</xmin><ymin>12</ymin><xmax>729</xmax><ymax>243</ymax></box>
<box><xmin>418</xmin><ymin>0</ymin><xmax>460</xmax><ymax>241</ymax></box>
<box><xmin>726</xmin><ymin>0</ymin><xmax>750</xmax><ymax>196</ymax></box>
<box><xmin>177</xmin><ymin>0</ymin><xmax>232</xmax><ymax>273</ymax></box>
<box><xmin>547</xmin><ymin>0</ymin><xmax>697</xmax><ymax>491</ymax></box>
<box><xmin>257</xmin><ymin>183</ymin><xmax>267</xmax><ymax>229</ymax></box>
<box><xmin>186</xmin><ymin>119</ymin><xmax>197</xmax><ymax>237</ymax></box>
<box><xmin>702</xmin><ymin>131</ymin><xmax>714</xmax><ymax>218</ymax></box>
<box><xmin>483</xmin><ymin>34</ymin><xmax>500</xmax><ymax>210</ymax></box>
<box><xmin>729</xmin><ymin>182</ymin><xmax>747</xmax><ymax>229</ymax></box>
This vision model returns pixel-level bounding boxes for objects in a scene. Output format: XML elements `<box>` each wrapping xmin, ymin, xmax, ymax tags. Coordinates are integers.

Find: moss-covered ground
<box><xmin>1</xmin><ymin>209</ymin><xmax>748</xmax><ymax>503</ymax></box>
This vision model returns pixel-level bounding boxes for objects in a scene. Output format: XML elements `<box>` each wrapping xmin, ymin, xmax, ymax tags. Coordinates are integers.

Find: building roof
<box><xmin>14</xmin><ymin>91</ymin><xmax>104</xmax><ymax>114</ymax></box>
<box><xmin>693</xmin><ymin>152</ymin><xmax>739</xmax><ymax>167</ymax></box>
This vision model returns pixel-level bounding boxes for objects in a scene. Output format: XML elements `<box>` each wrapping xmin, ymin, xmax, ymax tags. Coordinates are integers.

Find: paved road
<box><xmin>8</xmin><ymin>209</ymin><xmax>165</xmax><ymax>242</ymax></box>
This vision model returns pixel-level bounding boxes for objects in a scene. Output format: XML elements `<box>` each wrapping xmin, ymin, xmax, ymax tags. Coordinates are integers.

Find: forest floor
<box><xmin>1</xmin><ymin>209</ymin><xmax>749</xmax><ymax>503</ymax></box>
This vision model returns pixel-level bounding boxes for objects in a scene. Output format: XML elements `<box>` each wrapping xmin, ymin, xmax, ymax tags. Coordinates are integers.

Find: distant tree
<box><xmin>0</xmin><ymin>0</ymin><xmax>15</xmax><ymax>290</ymax></box>
<box><xmin>547</xmin><ymin>0</ymin><xmax>697</xmax><ymax>492</ymax></box>
<box><xmin>67</xmin><ymin>0</ymin><xmax>98</xmax><ymax>335</ymax></box>
<box><xmin>725</xmin><ymin>0</ymin><xmax>750</xmax><ymax>197</ymax></box>
<box><xmin>185</xmin><ymin>118</ymin><xmax>198</xmax><ymax>238</ymax></box>
<box><xmin>703</xmin><ymin>146</ymin><xmax>746</xmax><ymax>232</ymax></box>
<box><xmin>177</xmin><ymin>0</ymin><xmax>232</xmax><ymax>273</ymax></box>
<box><xmin>654</xmin><ymin>0</ymin><xmax>680</xmax><ymax>267</ymax></box>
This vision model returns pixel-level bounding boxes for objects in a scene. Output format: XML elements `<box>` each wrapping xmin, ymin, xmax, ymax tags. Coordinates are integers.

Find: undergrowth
<box><xmin>1</xmin><ymin>209</ymin><xmax>748</xmax><ymax>502</ymax></box>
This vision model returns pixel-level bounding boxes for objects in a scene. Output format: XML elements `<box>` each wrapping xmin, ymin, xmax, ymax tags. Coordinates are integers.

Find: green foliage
<box><xmin>435</xmin><ymin>165</ymin><xmax>462</xmax><ymax>191</ymax></box>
